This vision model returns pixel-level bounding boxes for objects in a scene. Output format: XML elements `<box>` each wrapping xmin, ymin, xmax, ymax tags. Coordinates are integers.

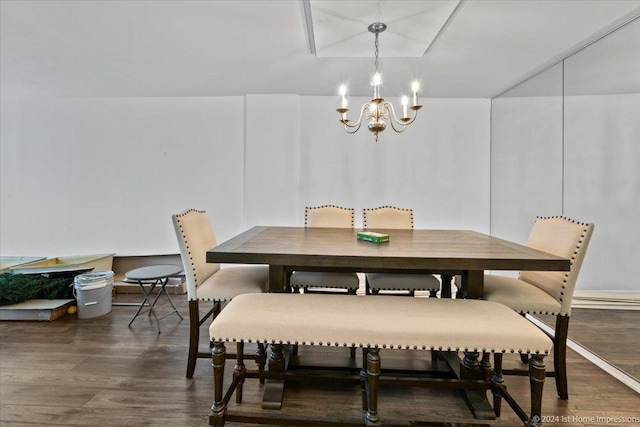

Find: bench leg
<box><xmin>527</xmin><ymin>354</ymin><xmax>546</xmax><ymax>427</ymax></box>
<box><xmin>365</xmin><ymin>348</ymin><xmax>381</xmax><ymax>427</ymax></box>
<box><xmin>255</xmin><ymin>343</ymin><xmax>267</xmax><ymax>385</ymax></box>
<box><xmin>210</xmin><ymin>341</ymin><xmax>226</xmax><ymax>427</ymax></box>
<box><xmin>234</xmin><ymin>343</ymin><xmax>245</xmax><ymax>404</ymax></box>
<box><xmin>360</xmin><ymin>348</ymin><xmax>369</xmax><ymax>410</ymax></box>
<box><xmin>481</xmin><ymin>352</ymin><xmax>492</xmax><ymax>380</ymax></box>
<box><xmin>491</xmin><ymin>353</ymin><xmax>504</xmax><ymax>417</ymax></box>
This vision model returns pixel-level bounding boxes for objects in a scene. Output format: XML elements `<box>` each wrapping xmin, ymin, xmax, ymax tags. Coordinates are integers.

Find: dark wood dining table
<box><xmin>206</xmin><ymin>226</ymin><xmax>570</xmax><ymax>419</ymax></box>
<box><xmin>207</xmin><ymin>226</ymin><xmax>569</xmax><ymax>297</ymax></box>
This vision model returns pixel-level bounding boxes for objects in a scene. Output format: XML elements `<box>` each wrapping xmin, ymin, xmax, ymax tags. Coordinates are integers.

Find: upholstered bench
<box><xmin>209</xmin><ymin>293</ymin><xmax>552</xmax><ymax>427</ymax></box>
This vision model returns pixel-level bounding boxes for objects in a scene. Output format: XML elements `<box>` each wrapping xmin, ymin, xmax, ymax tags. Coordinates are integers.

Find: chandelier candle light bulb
<box><xmin>336</xmin><ymin>22</ymin><xmax>423</xmax><ymax>141</ymax></box>
<box><xmin>402</xmin><ymin>95</ymin><xmax>408</xmax><ymax>119</ymax></box>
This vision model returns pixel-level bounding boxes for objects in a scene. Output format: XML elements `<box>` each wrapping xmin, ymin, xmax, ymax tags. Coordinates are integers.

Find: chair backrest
<box><xmin>519</xmin><ymin>216</ymin><xmax>594</xmax><ymax>316</ymax></box>
<box><xmin>363</xmin><ymin>206</ymin><xmax>414</xmax><ymax>230</ymax></box>
<box><xmin>172</xmin><ymin>209</ymin><xmax>221</xmax><ymax>301</ymax></box>
<box><xmin>305</xmin><ymin>205</ymin><xmax>354</xmax><ymax>228</ymax></box>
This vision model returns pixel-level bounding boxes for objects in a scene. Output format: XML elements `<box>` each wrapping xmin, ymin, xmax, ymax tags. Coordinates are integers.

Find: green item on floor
<box><xmin>0</xmin><ymin>273</ymin><xmax>75</xmax><ymax>306</ymax></box>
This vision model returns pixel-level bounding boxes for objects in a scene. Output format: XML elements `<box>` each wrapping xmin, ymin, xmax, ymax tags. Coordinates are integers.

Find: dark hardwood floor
<box><xmin>535</xmin><ymin>309</ymin><xmax>640</xmax><ymax>381</ymax></box>
<box><xmin>1</xmin><ymin>294</ymin><xmax>638</xmax><ymax>426</ymax></box>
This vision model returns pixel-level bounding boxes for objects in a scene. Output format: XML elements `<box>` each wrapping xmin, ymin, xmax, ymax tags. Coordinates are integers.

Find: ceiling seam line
<box><xmin>491</xmin><ymin>10</ymin><xmax>640</xmax><ymax>99</ymax></box>
<box><xmin>302</xmin><ymin>0</ymin><xmax>316</xmax><ymax>56</ymax></box>
<box><xmin>423</xmin><ymin>0</ymin><xmax>467</xmax><ymax>56</ymax></box>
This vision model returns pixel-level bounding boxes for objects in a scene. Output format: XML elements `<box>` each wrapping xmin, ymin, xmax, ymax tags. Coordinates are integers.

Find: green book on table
<box><xmin>357</xmin><ymin>231</ymin><xmax>390</xmax><ymax>244</ymax></box>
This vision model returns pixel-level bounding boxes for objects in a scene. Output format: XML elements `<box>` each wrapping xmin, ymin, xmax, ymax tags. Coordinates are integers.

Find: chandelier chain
<box><xmin>374</xmin><ymin>32</ymin><xmax>379</xmax><ymax>73</ymax></box>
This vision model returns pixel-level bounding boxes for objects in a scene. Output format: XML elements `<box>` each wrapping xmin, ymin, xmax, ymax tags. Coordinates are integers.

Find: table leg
<box><xmin>440</xmin><ymin>275</ymin><xmax>453</xmax><ymax>298</ymax></box>
<box><xmin>268</xmin><ymin>265</ymin><xmax>287</xmax><ymax>293</ymax></box>
<box><xmin>449</xmin><ymin>270</ymin><xmax>494</xmax><ymax>420</ymax></box>
<box><xmin>155</xmin><ymin>277</ymin><xmax>184</xmax><ymax>321</ymax></box>
<box><xmin>263</xmin><ymin>265</ymin><xmax>289</xmax><ymax>409</ymax></box>
<box><xmin>128</xmin><ymin>279</ymin><xmax>161</xmax><ymax>332</ymax></box>
<box><xmin>461</xmin><ymin>351</ymin><xmax>496</xmax><ymax>420</ymax></box>
<box><xmin>128</xmin><ymin>277</ymin><xmax>183</xmax><ymax>333</ymax></box>
<box><xmin>462</xmin><ymin>270</ymin><xmax>484</xmax><ymax>299</ymax></box>
<box><xmin>262</xmin><ymin>343</ymin><xmax>287</xmax><ymax>409</ymax></box>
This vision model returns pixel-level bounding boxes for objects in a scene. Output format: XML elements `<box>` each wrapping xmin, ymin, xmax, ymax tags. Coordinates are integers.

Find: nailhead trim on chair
<box><xmin>174</xmin><ymin>209</ymin><xmax>207</xmax><ymax>295</ymax></box>
<box><xmin>537</xmin><ymin>215</ymin><xmax>591</xmax><ymax>306</ymax></box>
<box><xmin>305</xmin><ymin>205</ymin><xmax>355</xmax><ymax>227</ymax></box>
<box><xmin>514</xmin><ymin>216</ymin><xmax>592</xmax><ymax>315</ymax></box>
<box><xmin>363</xmin><ymin>206</ymin><xmax>414</xmax><ymax>228</ymax></box>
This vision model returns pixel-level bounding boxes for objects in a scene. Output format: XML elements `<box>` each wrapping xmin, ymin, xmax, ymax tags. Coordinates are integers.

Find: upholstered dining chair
<box><xmin>363</xmin><ymin>206</ymin><xmax>441</xmax><ymax>297</ymax></box>
<box><xmin>172</xmin><ymin>209</ymin><xmax>269</xmax><ymax>378</ymax></box>
<box><xmin>481</xmin><ymin>216</ymin><xmax>594</xmax><ymax>400</ymax></box>
<box><xmin>290</xmin><ymin>205</ymin><xmax>360</xmax><ymax>295</ymax></box>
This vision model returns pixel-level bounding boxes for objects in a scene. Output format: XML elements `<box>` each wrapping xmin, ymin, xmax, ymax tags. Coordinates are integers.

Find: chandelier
<box><xmin>336</xmin><ymin>22</ymin><xmax>422</xmax><ymax>141</ymax></box>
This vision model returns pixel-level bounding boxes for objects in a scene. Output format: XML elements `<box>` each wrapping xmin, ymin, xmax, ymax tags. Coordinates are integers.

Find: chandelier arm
<box><xmin>341</xmin><ymin>103</ymin><xmax>370</xmax><ymax>130</ymax></box>
<box><xmin>383</xmin><ymin>102</ymin><xmax>410</xmax><ymax>133</ymax></box>
<box><xmin>343</xmin><ymin>121</ymin><xmax>363</xmax><ymax>134</ymax></box>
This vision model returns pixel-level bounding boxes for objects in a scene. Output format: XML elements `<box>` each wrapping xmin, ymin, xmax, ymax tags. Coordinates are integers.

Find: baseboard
<box><xmin>572</xmin><ymin>291</ymin><xmax>640</xmax><ymax>310</ymax></box>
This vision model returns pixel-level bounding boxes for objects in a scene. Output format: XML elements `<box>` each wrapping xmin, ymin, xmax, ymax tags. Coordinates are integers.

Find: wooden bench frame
<box><xmin>208</xmin><ymin>294</ymin><xmax>551</xmax><ymax>427</ymax></box>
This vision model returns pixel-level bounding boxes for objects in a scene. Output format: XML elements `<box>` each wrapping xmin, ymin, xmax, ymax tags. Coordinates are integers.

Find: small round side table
<box><xmin>125</xmin><ymin>264</ymin><xmax>184</xmax><ymax>333</ymax></box>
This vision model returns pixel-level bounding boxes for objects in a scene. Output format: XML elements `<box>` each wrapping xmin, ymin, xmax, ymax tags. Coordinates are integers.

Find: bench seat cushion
<box><xmin>209</xmin><ymin>294</ymin><xmax>551</xmax><ymax>354</ymax></box>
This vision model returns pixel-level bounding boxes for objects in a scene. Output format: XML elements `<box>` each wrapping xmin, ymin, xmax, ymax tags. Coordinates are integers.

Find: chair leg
<box><xmin>555</xmin><ymin>315</ymin><xmax>570</xmax><ymax>400</ymax></box>
<box><xmin>187</xmin><ymin>300</ymin><xmax>200</xmax><ymax>379</ymax></box>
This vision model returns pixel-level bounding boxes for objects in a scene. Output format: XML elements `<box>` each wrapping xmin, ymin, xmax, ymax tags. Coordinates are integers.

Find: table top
<box><xmin>125</xmin><ymin>264</ymin><xmax>183</xmax><ymax>281</ymax></box>
<box><xmin>206</xmin><ymin>226</ymin><xmax>570</xmax><ymax>273</ymax></box>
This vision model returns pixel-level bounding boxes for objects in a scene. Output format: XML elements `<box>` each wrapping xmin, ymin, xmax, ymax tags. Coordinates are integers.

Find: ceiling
<box><xmin>1</xmin><ymin>0</ymin><xmax>639</xmax><ymax>99</ymax></box>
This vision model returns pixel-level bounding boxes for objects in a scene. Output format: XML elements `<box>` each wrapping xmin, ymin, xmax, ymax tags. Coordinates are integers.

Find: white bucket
<box><xmin>74</xmin><ymin>270</ymin><xmax>114</xmax><ymax>319</ymax></box>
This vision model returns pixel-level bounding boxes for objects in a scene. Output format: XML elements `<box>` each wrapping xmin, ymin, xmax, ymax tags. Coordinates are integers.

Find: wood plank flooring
<box><xmin>1</xmin><ymin>294</ymin><xmax>638</xmax><ymax>426</ymax></box>
<box><xmin>535</xmin><ymin>309</ymin><xmax>640</xmax><ymax>381</ymax></box>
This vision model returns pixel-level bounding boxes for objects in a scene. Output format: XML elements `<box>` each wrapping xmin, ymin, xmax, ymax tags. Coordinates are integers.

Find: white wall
<box><xmin>301</xmin><ymin>96</ymin><xmax>490</xmax><ymax>230</ymax></box>
<box><xmin>491</xmin><ymin>94</ymin><xmax>564</xmax><ymax>244</ymax></box>
<box><xmin>0</xmin><ymin>95</ymin><xmax>490</xmax><ymax>256</ymax></box>
<box><xmin>244</xmin><ymin>95</ymin><xmax>301</xmax><ymax>227</ymax></box>
<box><xmin>0</xmin><ymin>96</ymin><xmax>246</xmax><ymax>256</ymax></box>
<box><xmin>564</xmin><ymin>93</ymin><xmax>640</xmax><ymax>291</ymax></box>
<box><xmin>490</xmin><ymin>19</ymin><xmax>640</xmax><ymax>292</ymax></box>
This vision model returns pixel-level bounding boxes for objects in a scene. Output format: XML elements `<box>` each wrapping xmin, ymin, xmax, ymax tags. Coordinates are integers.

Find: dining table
<box><xmin>206</xmin><ymin>226</ymin><xmax>570</xmax><ymax>419</ymax></box>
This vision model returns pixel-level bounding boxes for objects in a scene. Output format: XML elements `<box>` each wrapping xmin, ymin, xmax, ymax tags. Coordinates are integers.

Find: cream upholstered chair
<box><xmin>363</xmin><ymin>206</ymin><xmax>441</xmax><ymax>297</ymax></box>
<box><xmin>172</xmin><ymin>209</ymin><xmax>269</xmax><ymax>378</ymax></box>
<box><xmin>290</xmin><ymin>205</ymin><xmax>360</xmax><ymax>294</ymax></box>
<box><xmin>482</xmin><ymin>216</ymin><xmax>594</xmax><ymax>400</ymax></box>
